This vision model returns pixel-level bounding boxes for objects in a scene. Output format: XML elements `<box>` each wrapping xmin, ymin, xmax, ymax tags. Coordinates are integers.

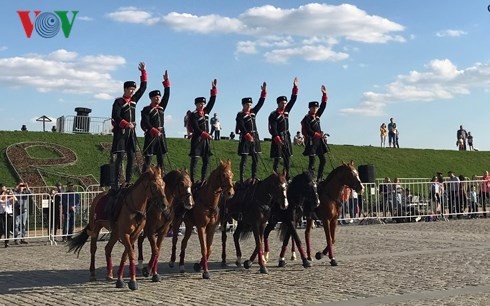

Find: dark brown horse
<box><xmin>169</xmin><ymin>160</ymin><xmax>234</xmax><ymax>279</ymax></box>
<box><xmin>67</xmin><ymin>165</ymin><xmax>165</xmax><ymax>290</ymax></box>
<box><xmin>136</xmin><ymin>169</ymin><xmax>194</xmax><ymax>282</ymax></box>
<box><xmin>220</xmin><ymin>170</ymin><xmax>288</xmax><ymax>274</ymax></box>
<box><xmin>306</xmin><ymin>161</ymin><xmax>363</xmax><ymax>266</ymax></box>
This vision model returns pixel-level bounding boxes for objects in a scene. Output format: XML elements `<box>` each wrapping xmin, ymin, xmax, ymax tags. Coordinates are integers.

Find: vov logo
<box><xmin>17</xmin><ymin>11</ymin><xmax>79</xmax><ymax>38</ymax></box>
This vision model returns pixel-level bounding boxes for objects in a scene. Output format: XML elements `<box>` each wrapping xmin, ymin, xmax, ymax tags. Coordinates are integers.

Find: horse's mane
<box><xmin>163</xmin><ymin>169</ymin><xmax>190</xmax><ymax>190</ymax></box>
<box><xmin>319</xmin><ymin>163</ymin><xmax>350</xmax><ymax>188</ymax></box>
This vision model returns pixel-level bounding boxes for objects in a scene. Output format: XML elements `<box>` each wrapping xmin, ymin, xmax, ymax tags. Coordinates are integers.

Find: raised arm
<box><xmin>285</xmin><ymin>77</ymin><xmax>298</xmax><ymax>113</ymax></box>
<box><xmin>316</xmin><ymin>85</ymin><xmax>328</xmax><ymax>117</ymax></box>
<box><xmin>132</xmin><ymin>62</ymin><xmax>148</xmax><ymax>103</ymax></box>
<box><xmin>252</xmin><ymin>82</ymin><xmax>267</xmax><ymax>114</ymax></box>
<box><xmin>204</xmin><ymin>79</ymin><xmax>217</xmax><ymax>114</ymax></box>
<box><xmin>160</xmin><ymin>70</ymin><xmax>170</xmax><ymax>111</ymax></box>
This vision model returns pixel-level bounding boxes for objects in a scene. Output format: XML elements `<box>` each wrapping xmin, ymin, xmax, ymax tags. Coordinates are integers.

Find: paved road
<box><xmin>0</xmin><ymin>219</ymin><xmax>489</xmax><ymax>305</ymax></box>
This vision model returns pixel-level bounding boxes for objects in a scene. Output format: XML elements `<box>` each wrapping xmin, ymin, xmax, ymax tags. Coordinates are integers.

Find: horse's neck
<box><xmin>199</xmin><ymin>172</ymin><xmax>222</xmax><ymax>206</ymax></box>
<box><xmin>126</xmin><ymin>180</ymin><xmax>150</xmax><ymax>210</ymax></box>
<box><xmin>253</xmin><ymin>177</ymin><xmax>274</xmax><ymax>203</ymax></box>
<box><xmin>321</xmin><ymin>179</ymin><xmax>343</xmax><ymax>202</ymax></box>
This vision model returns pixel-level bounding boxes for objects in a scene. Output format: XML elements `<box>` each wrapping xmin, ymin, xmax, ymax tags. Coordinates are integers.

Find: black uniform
<box><xmin>140</xmin><ymin>86</ymin><xmax>170</xmax><ymax>172</ymax></box>
<box><xmin>236</xmin><ymin>95</ymin><xmax>265</xmax><ymax>182</ymax></box>
<box><xmin>188</xmin><ymin>94</ymin><xmax>216</xmax><ymax>182</ymax></box>
<box><xmin>268</xmin><ymin>87</ymin><xmax>298</xmax><ymax>177</ymax></box>
<box><xmin>111</xmin><ymin>78</ymin><xmax>147</xmax><ymax>185</ymax></box>
<box><xmin>301</xmin><ymin>96</ymin><xmax>328</xmax><ymax>181</ymax></box>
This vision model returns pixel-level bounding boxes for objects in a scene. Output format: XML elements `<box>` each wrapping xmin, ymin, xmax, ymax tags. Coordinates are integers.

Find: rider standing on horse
<box><xmin>111</xmin><ymin>62</ymin><xmax>147</xmax><ymax>189</ymax></box>
<box><xmin>301</xmin><ymin>85</ymin><xmax>329</xmax><ymax>181</ymax></box>
<box><xmin>188</xmin><ymin>79</ymin><xmax>218</xmax><ymax>183</ymax></box>
<box><xmin>235</xmin><ymin>82</ymin><xmax>267</xmax><ymax>184</ymax></box>
<box><xmin>140</xmin><ymin>70</ymin><xmax>171</xmax><ymax>174</ymax></box>
<box><xmin>268</xmin><ymin>77</ymin><xmax>298</xmax><ymax>180</ymax></box>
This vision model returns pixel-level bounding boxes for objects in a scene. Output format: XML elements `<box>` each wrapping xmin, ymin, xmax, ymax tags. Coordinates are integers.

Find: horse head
<box><xmin>289</xmin><ymin>170</ymin><xmax>320</xmax><ymax>209</ymax></box>
<box><xmin>270</xmin><ymin>169</ymin><xmax>289</xmax><ymax>210</ymax></box>
<box><xmin>145</xmin><ymin>165</ymin><xmax>167</xmax><ymax>203</ymax></box>
<box><xmin>340</xmin><ymin>160</ymin><xmax>364</xmax><ymax>193</ymax></box>
<box><xmin>164</xmin><ymin>169</ymin><xmax>194</xmax><ymax>210</ymax></box>
<box><xmin>208</xmin><ymin>159</ymin><xmax>235</xmax><ymax>200</ymax></box>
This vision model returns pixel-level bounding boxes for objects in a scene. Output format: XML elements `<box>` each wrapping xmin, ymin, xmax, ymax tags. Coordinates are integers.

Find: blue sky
<box><xmin>1</xmin><ymin>1</ymin><xmax>490</xmax><ymax>151</ymax></box>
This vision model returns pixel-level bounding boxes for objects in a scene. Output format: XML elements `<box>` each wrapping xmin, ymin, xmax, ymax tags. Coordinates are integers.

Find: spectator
<box><xmin>480</xmin><ymin>171</ymin><xmax>489</xmax><ymax>218</ymax></box>
<box><xmin>468</xmin><ymin>185</ymin><xmax>478</xmax><ymax>218</ymax></box>
<box><xmin>51</xmin><ymin>126</ymin><xmax>56</xmax><ymax>133</ymax></box>
<box><xmin>456</xmin><ymin>136</ymin><xmax>464</xmax><ymax>151</ymax></box>
<box><xmin>429</xmin><ymin>176</ymin><xmax>442</xmax><ymax>216</ymax></box>
<box><xmin>446</xmin><ymin>171</ymin><xmax>460</xmax><ymax>218</ymax></box>
<box><xmin>347</xmin><ymin>188</ymin><xmax>358</xmax><ymax>223</ymax></box>
<box><xmin>380</xmin><ymin>123</ymin><xmax>387</xmax><ymax>148</ymax></box>
<box><xmin>61</xmin><ymin>182</ymin><xmax>80</xmax><ymax>241</ymax></box>
<box><xmin>184</xmin><ymin>110</ymin><xmax>192</xmax><ymax>139</ymax></box>
<box><xmin>52</xmin><ymin>183</ymin><xmax>63</xmax><ymax>237</ymax></box>
<box><xmin>387</xmin><ymin>118</ymin><xmax>397</xmax><ymax>148</ymax></box>
<box><xmin>293</xmin><ymin>131</ymin><xmax>305</xmax><ymax>146</ymax></box>
<box><xmin>379</xmin><ymin>177</ymin><xmax>393</xmax><ymax>217</ymax></box>
<box><xmin>14</xmin><ymin>181</ymin><xmax>31</xmax><ymax>244</ymax></box>
<box><xmin>229</xmin><ymin>131</ymin><xmax>236</xmax><ymax>141</ymax></box>
<box><xmin>210</xmin><ymin>113</ymin><xmax>221</xmax><ymax>140</ymax></box>
<box><xmin>457</xmin><ymin>175</ymin><xmax>467</xmax><ymax>218</ymax></box>
<box><xmin>456</xmin><ymin>125</ymin><xmax>467</xmax><ymax>151</ymax></box>
<box><xmin>467</xmin><ymin>132</ymin><xmax>474</xmax><ymax>151</ymax></box>
<box><xmin>0</xmin><ymin>184</ymin><xmax>16</xmax><ymax>247</ymax></box>
<box><xmin>21</xmin><ymin>125</ymin><xmax>27</xmax><ymax>132</ymax></box>
<box><xmin>394</xmin><ymin>127</ymin><xmax>400</xmax><ymax>148</ymax></box>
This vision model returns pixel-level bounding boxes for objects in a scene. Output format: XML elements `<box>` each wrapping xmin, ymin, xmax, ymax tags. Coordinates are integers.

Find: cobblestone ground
<box><xmin>0</xmin><ymin>219</ymin><xmax>489</xmax><ymax>305</ymax></box>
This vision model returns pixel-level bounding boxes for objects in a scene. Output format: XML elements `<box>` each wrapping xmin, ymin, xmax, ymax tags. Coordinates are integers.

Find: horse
<box><xmin>136</xmin><ymin>169</ymin><xmax>194</xmax><ymax>282</ymax></box>
<box><xmin>169</xmin><ymin>160</ymin><xmax>234</xmax><ymax>279</ymax></box>
<box><xmin>263</xmin><ymin>170</ymin><xmax>320</xmax><ymax>268</ymax></box>
<box><xmin>67</xmin><ymin>165</ymin><xmax>165</xmax><ymax>290</ymax></box>
<box><xmin>305</xmin><ymin>161</ymin><xmax>364</xmax><ymax>266</ymax></box>
<box><xmin>220</xmin><ymin>170</ymin><xmax>288</xmax><ymax>274</ymax></box>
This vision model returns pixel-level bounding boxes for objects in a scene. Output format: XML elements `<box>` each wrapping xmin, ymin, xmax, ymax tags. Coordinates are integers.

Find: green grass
<box><xmin>0</xmin><ymin>130</ymin><xmax>488</xmax><ymax>187</ymax></box>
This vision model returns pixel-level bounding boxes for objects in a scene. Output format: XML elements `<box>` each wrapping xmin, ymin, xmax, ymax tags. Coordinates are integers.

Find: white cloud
<box><xmin>107</xmin><ymin>3</ymin><xmax>405</xmax><ymax>63</ymax></box>
<box><xmin>0</xmin><ymin>49</ymin><xmax>126</xmax><ymax>99</ymax></box>
<box><xmin>340</xmin><ymin>59</ymin><xmax>489</xmax><ymax>116</ymax></box>
<box><xmin>436</xmin><ymin>29</ymin><xmax>467</xmax><ymax>37</ymax></box>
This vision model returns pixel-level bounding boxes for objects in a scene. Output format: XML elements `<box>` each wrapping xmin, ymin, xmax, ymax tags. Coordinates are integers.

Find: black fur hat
<box><xmin>195</xmin><ymin>97</ymin><xmax>206</xmax><ymax>104</ymax></box>
<box><xmin>149</xmin><ymin>90</ymin><xmax>161</xmax><ymax>98</ymax></box>
<box><xmin>276</xmin><ymin>96</ymin><xmax>287</xmax><ymax>103</ymax></box>
<box><xmin>124</xmin><ymin>81</ymin><xmax>136</xmax><ymax>88</ymax></box>
<box><xmin>308</xmin><ymin>101</ymin><xmax>319</xmax><ymax>108</ymax></box>
<box><xmin>242</xmin><ymin>97</ymin><xmax>252</xmax><ymax>104</ymax></box>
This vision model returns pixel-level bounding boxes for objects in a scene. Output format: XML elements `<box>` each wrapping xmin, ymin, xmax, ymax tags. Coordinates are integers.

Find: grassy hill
<box><xmin>0</xmin><ymin>130</ymin><xmax>488</xmax><ymax>187</ymax></box>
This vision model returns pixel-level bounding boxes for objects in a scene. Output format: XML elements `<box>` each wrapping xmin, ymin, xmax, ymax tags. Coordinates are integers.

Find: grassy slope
<box><xmin>0</xmin><ymin>131</ymin><xmax>488</xmax><ymax>186</ymax></box>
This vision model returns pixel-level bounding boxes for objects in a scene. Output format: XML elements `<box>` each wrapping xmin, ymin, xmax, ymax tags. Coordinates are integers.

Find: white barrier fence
<box><xmin>1</xmin><ymin>179</ymin><xmax>488</xmax><ymax>245</ymax></box>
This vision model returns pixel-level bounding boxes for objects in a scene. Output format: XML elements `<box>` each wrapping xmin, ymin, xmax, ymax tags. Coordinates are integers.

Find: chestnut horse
<box><xmin>306</xmin><ymin>161</ymin><xmax>363</xmax><ymax>266</ymax></box>
<box><xmin>263</xmin><ymin>170</ymin><xmax>320</xmax><ymax>268</ymax></box>
<box><xmin>169</xmin><ymin>160</ymin><xmax>234</xmax><ymax>279</ymax></box>
<box><xmin>67</xmin><ymin>166</ymin><xmax>165</xmax><ymax>290</ymax></box>
<box><xmin>220</xmin><ymin>170</ymin><xmax>288</xmax><ymax>274</ymax></box>
<box><xmin>136</xmin><ymin>169</ymin><xmax>194</xmax><ymax>282</ymax></box>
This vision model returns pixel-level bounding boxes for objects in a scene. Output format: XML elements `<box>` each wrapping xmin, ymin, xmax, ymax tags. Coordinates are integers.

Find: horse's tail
<box><xmin>66</xmin><ymin>224</ymin><xmax>90</xmax><ymax>258</ymax></box>
<box><xmin>278</xmin><ymin>222</ymin><xmax>289</xmax><ymax>243</ymax></box>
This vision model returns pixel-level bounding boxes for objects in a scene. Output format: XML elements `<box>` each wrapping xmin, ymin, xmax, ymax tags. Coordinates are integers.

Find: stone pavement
<box><xmin>0</xmin><ymin>219</ymin><xmax>489</xmax><ymax>306</ymax></box>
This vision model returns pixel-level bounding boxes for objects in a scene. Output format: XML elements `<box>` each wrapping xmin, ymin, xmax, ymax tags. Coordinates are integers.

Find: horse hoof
<box><xmin>307</xmin><ymin>256</ymin><xmax>312</xmax><ymax>261</ymax></box>
<box><xmin>128</xmin><ymin>280</ymin><xmax>138</xmax><ymax>291</ymax></box>
<box><xmin>142</xmin><ymin>266</ymin><xmax>149</xmax><ymax>277</ymax></box>
<box><xmin>330</xmin><ymin>259</ymin><xmax>338</xmax><ymax>266</ymax></box>
<box><xmin>278</xmin><ymin>260</ymin><xmax>286</xmax><ymax>268</ymax></box>
<box><xmin>235</xmin><ymin>260</ymin><xmax>242</xmax><ymax>267</ymax></box>
<box><xmin>259</xmin><ymin>266</ymin><xmax>268</xmax><ymax>274</ymax></box>
<box><xmin>115</xmin><ymin>279</ymin><xmax>124</xmax><ymax>288</ymax></box>
<box><xmin>221</xmin><ymin>261</ymin><xmax>227</xmax><ymax>268</ymax></box>
<box><xmin>179</xmin><ymin>265</ymin><xmax>185</xmax><ymax>273</ymax></box>
<box><xmin>89</xmin><ymin>275</ymin><xmax>97</xmax><ymax>282</ymax></box>
<box><xmin>243</xmin><ymin>260</ymin><xmax>252</xmax><ymax>269</ymax></box>
<box><xmin>152</xmin><ymin>274</ymin><xmax>161</xmax><ymax>282</ymax></box>
<box><xmin>315</xmin><ymin>252</ymin><xmax>323</xmax><ymax>260</ymax></box>
<box><xmin>291</xmin><ymin>252</ymin><xmax>297</xmax><ymax>261</ymax></box>
<box><xmin>202</xmin><ymin>271</ymin><xmax>210</xmax><ymax>279</ymax></box>
<box><xmin>302</xmin><ymin>258</ymin><xmax>312</xmax><ymax>268</ymax></box>
<box><xmin>193</xmin><ymin>263</ymin><xmax>201</xmax><ymax>272</ymax></box>
<box><xmin>169</xmin><ymin>261</ymin><xmax>174</xmax><ymax>268</ymax></box>
<box><xmin>106</xmin><ymin>276</ymin><xmax>114</xmax><ymax>282</ymax></box>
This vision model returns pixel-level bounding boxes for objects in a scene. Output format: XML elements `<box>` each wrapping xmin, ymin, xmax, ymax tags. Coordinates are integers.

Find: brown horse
<box><xmin>305</xmin><ymin>161</ymin><xmax>363</xmax><ymax>266</ymax></box>
<box><xmin>169</xmin><ymin>160</ymin><xmax>234</xmax><ymax>279</ymax></box>
<box><xmin>136</xmin><ymin>169</ymin><xmax>194</xmax><ymax>282</ymax></box>
<box><xmin>221</xmin><ymin>170</ymin><xmax>289</xmax><ymax>274</ymax></box>
<box><xmin>67</xmin><ymin>165</ymin><xmax>165</xmax><ymax>290</ymax></box>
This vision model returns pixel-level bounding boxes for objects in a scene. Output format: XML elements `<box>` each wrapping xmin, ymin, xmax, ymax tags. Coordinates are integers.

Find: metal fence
<box><xmin>56</xmin><ymin>115</ymin><xmax>112</xmax><ymax>135</ymax></box>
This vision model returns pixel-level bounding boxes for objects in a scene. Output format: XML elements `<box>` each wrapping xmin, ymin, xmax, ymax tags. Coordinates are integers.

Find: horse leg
<box><xmin>288</xmin><ymin>221</ymin><xmax>310</xmax><ymax>268</ymax></box>
<box><xmin>178</xmin><ymin>223</ymin><xmax>192</xmax><ymax>273</ymax></box>
<box><xmin>328</xmin><ymin>217</ymin><xmax>338</xmax><ymax>266</ymax></box>
<box><xmin>305</xmin><ymin>218</ymin><xmax>314</xmax><ymax>260</ymax></box>
<box><xmin>233</xmin><ymin>222</ymin><xmax>243</xmax><ymax>267</ymax></box>
<box><xmin>196</xmin><ymin>226</ymin><xmax>210</xmax><ymax>279</ymax></box>
<box><xmin>144</xmin><ymin>233</ymin><xmax>157</xmax><ymax>278</ymax></box>
<box><xmin>169</xmin><ymin>219</ymin><xmax>181</xmax><ymax>268</ymax></box>
<box><xmin>263</xmin><ymin>220</ymin><xmax>277</xmax><ymax>263</ymax></box>
<box><xmin>150</xmin><ymin>232</ymin><xmax>164</xmax><ymax>282</ymax></box>
<box><xmin>115</xmin><ymin>250</ymin><xmax>128</xmax><ymax>289</ymax></box>
<box><xmin>255</xmin><ymin>225</ymin><xmax>268</xmax><ymax>274</ymax></box>
<box><xmin>278</xmin><ymin>229</ymin><xmax>291</xmax><ymax>268</ymax></box>
<box><xmin>89</xmin><ymin>234</ymin><xmax>98</xmax><ymax>281</ymax></box>
<box><xmin>104</xmin><ymin>232</ymin><xmax>118</xmax><ymax>281</ymax></box>
<box><xmin>291</xmin><ymin>236</ymin><xmax>296</xmax><ymax>261</ymax></box>
<box><xmin>137</xmin><ymin>233</ymin><xmax>145</xmax><ymax>271</ymax></box>
<box><xmin>206</xmin><ymin>223</ymin><xmax>217</xmax><ymax>260</ymax></box>
<box><xmin>316</xmin><ymin>219</ymin><xmax>337</xmax><ymax>266</ymax></box>
<box><xmin>221</xmin><ymin>218</ymin><xmax>228</xmax><ymax>267</ymax></box>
